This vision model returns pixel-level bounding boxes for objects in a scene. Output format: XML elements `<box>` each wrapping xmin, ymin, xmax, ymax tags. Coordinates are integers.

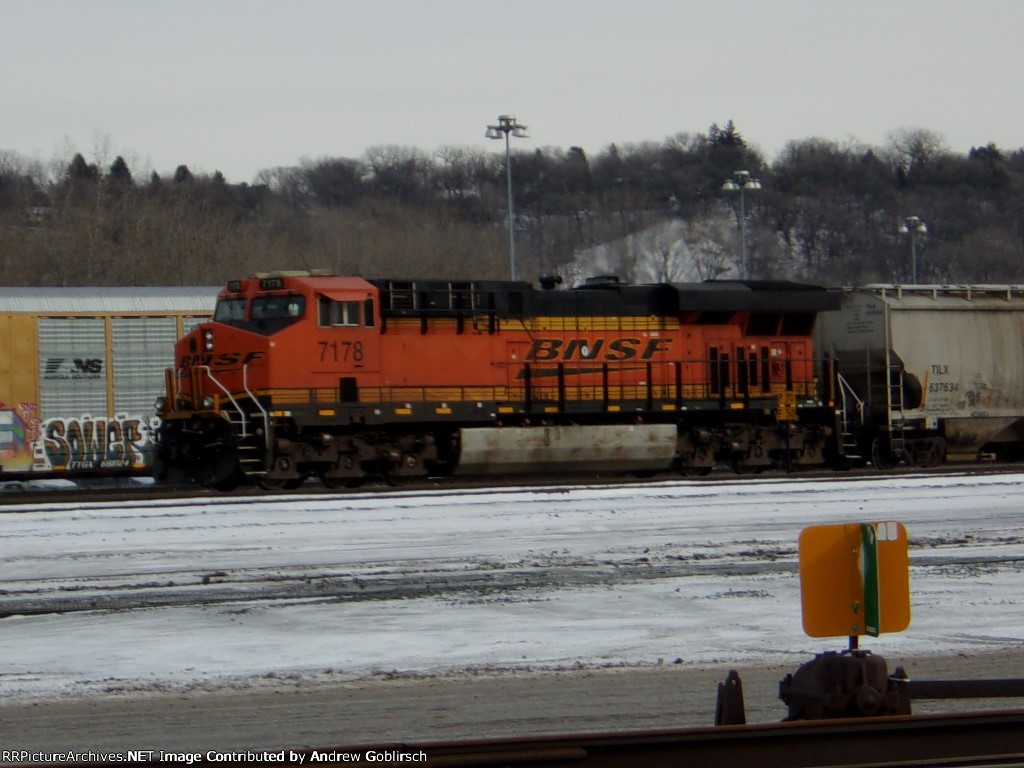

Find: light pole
<box><xmin>898</xmin><ymin>216</ymin><xmax>928</xmax><ymax>284</ymax></box>
<box><xmin>721</xmin><ymin>170</ymin><xmax>762</xmax><ymax>280</ymax></box>
<box><xmin>486</xmin><ymin>115</ymin><xmax>529</xmax><ymax>281</ymax></box>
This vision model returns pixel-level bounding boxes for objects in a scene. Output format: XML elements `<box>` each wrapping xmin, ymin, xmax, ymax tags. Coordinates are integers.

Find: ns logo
<box><xmin>43</xmin><ymin>358</ymin><xmax>103</xmax><ymax>380</ymax></box>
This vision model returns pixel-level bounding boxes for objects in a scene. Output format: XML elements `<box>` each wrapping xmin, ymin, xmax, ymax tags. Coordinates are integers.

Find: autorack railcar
<box><xmin>154</xmin><ymin>271</ymin><xmax>840</xmax><ymax>490</ymax></box>
<box><xmin>0</xmin><ymin>286</ymin><xmax>217</xmax><ymax>483</ymax></box>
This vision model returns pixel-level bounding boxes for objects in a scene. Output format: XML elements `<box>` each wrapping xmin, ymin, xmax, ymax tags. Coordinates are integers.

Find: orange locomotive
<box><xmin>154</xmin><ymin>271</ymin><xmax>839</xmax><ymax>490</ymax></box>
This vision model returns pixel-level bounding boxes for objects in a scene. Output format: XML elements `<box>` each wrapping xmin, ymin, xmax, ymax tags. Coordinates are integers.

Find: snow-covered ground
<box><xmin>1</xmin><ymin>472</ymin><xmax>1022</xmax><ymax>702</ymax></box>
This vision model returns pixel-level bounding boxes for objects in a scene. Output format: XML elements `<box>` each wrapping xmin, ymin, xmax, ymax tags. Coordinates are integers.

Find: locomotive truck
<box><xmin>154</xmin><ymin>271</ymin><xmax>840</xmax><ymax>490</ymax></box>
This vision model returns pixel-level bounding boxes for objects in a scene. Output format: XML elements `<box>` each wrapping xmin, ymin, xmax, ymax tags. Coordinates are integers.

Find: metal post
<box><xmin>739</xmin><ymin>185</ymin><xmax>747</xmax><ymax>280</ymax></box>
<box><xmin>910</xmin><ymin>228</ymin><xmax>918</xmax><ymax>284</ymax></box>
<box><xmin>504</xmin><ymin>130</ymin><xmax>515</xmax><ymax>281</ymax></box>
<box><xmin>486</xmin><ymin>115</ymin><xmax>529</xmax><ymax>281</ymax></box>
<box><xmin>899</xmin><ymin>216</ymin><xmax>927</xmax><ymax>285</ymax></box>
<box><xmin>722</xmin><ymin>170</ymin><xmax>761</xmax><ymax>280</ymax></box>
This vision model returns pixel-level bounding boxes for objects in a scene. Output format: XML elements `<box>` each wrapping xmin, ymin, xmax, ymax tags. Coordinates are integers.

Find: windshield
<box><xmin>252</xmin><ymin>295</ymin><xmax>305</xmax><ymax>320</ymax></box>
<box><xmin>248</xmin><ymin>294</ymin><xmax>306</xmax><ymax>334</ymax></box>
<box><xmin>214</xmin><ymin>298</ymin><xmax>247</xmax><ymax>324</ymax></box>
<box><xmin>212</xmin><ymin>294</ymin><xmax>306</xmax><ymax>334</ymax></box>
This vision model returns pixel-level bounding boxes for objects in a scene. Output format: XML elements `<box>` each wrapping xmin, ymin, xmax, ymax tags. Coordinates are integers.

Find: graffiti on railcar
<box><xmin>2</xmin><ymin>403</ymin><xmax>159</xmax><ymax>473</ymax></box>
<box><xmin>0</xmin><ymin>402</ymin><xmax>41</xmax><ymax>471</ymax></box>
<box><xmin>35</xmin><ymin>414</ymin><xmax>158</xmax><ymax>471</ymax></box>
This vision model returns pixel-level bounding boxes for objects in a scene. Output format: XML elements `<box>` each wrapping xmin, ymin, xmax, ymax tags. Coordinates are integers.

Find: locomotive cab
<box><xmin>156</xmin><ymin>272</ymin><xmax>383</xmax><ymax>490</ymax></box>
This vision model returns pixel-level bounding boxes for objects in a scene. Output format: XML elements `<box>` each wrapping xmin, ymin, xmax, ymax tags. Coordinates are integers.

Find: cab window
<box><xmin>252</xmin><ymin>294</ymin><xmax>305</xmax><ymax>320</ymax></box>
<box><xmin>214</xmin><ymin>298</ymin><xmax>247</xmax><ymax>325</ymax></box>
<box><xmin>318</xmin><ymin>297</ymin><xmax>375</xmax><ymax>327</ymax></box>
<box><xmin>319</xmin><ymin>298</ymin><xmax>362</xmax><ymax>326</ymax></box>
<box><xmin>249</xmin><ymin>294</ymin><xmax>306</xmax><ymax>334</ymax></box>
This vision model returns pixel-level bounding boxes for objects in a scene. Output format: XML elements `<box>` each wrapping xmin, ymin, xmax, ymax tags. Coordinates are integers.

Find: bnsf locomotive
<box><xmin>154</xmin><ymin>271</ymin><xmax>841</xmax><ymax>490</ymax></box>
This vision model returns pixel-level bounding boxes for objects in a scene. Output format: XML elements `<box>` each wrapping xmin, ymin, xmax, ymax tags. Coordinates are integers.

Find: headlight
<box><xmin>202</xmin><ymin>396</ymin><xmax>215</xmax><ymax>409</ymax></box>
<box><xmin>154</xmin><ymin>396</ymin><xmax>167</xmax><ymax>412</ymax></box>
<box><xmin>204</xmin><ymin>329</ymin><xmax>214</xmax><ymax>351</ymax></box>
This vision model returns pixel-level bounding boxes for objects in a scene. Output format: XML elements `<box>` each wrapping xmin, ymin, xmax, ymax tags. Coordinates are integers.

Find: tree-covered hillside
<box><xmin>1</xmin><ymin>122</ymin><xmax>1022</xmax><ymax>286</ymax></box>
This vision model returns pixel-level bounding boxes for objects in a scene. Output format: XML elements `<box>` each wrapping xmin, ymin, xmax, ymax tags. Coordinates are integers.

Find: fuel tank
<box><xmin>454</xmin><ymin>424</ymin><xmax>678</xmax><ymax>475</ymax></box>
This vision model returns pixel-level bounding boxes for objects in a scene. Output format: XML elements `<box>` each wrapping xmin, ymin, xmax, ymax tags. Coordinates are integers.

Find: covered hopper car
<box><xmin>154</xmin><ymin>271</ymin><xmax>840</xmax><ymax>490</ymax></box>
<box><xmin>817</xmin><ymin>284</ymin><xmax>1024</xmax><ymax>468</ymax></box>
<box><xmin>0</xmin><ymin>287</ymin><xmax>217</xmax><ymax>484</ymax></box>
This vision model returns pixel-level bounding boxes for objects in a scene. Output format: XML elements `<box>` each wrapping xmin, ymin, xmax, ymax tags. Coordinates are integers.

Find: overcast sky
<box><xmin>5</xmin><ymin>0</ymin><xmax>1022</xmax><ymax>183</ymax></box>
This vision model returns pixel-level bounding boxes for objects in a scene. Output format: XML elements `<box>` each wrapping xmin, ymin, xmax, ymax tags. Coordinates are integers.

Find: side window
<box><xmin>318</xmin><ymin>297</ymin><xmax>363</xmax><ymax>327</ymax></box>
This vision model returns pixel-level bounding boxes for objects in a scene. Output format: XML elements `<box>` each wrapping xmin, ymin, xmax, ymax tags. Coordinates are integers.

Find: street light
<box><xmin>898</xmin><ymin>216</ymin><xmax>928</xmax><ymax>284</ymax></box>
<box><xmin>486</xmin><ymin>115</ymin><xmax>529</xmax><ymax>281</ymax></box>
<box><xmin>721</xmin><ymin>170</ymin><xmax>762</xmax><ymax>280</ymax></box>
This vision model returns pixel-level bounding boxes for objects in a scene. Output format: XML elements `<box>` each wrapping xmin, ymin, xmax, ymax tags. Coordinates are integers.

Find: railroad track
<box><xmin>301</xmin><ymin>711</ymin><xmax>1024</xmax><ymax>767</ymax></box>
<box><xmin>14</xmin><ymin>710</ymin><xmax>1024</xmax><ymax>767</ymax></box>
<box><xmin>1</xmin><ymin>461</ymin><xmax>1020</xmax><ymax>509</ymax></box>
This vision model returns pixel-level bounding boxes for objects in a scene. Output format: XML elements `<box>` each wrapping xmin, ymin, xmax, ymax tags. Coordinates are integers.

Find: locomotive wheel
<box><xmin>730</xmin><ymin>454</ymin><xmax>764</xmax><ymax>475</ymax></box>
<box><xmin>258</xmin><ymin>476</ymin><xmax>305</xmax><ymax>491</ymax></box>
<box><xmin>678</xmin><ymin>465</ymin><xmax>712</xmax><ymax>477</ymax></box>
<box><xmin>151</xmin><ymin>445</ymin><xmax>184</xmax><ymax>486</ymax></box>
<box><xmin>203</xmin><ymin>452</ymin><xmax>241</xmax><ymax>492</ymax></box>
<box><xmin>318</xmin><ymin>472</ymin><xmax>364</xmax><ymax>490</ymax></box>
<box><xmin>381</xmin><ymin>470</ymin><xmax>419</xmax><ymax>487</ymax></box>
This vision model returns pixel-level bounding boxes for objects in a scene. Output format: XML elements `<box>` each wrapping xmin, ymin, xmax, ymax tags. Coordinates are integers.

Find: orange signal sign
<box><xmin>799</xmin><ymin>521</ymin><xmax>911</xmax><ymax>639</ymax></box>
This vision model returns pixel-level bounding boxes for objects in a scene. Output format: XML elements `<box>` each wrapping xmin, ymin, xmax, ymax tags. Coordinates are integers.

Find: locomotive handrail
<box><xmin>241</xmin><ymin>363</ymin><xmax>270</xmax><ymax>445</ymax></box>
<box><xmin>195</xmin><ymin>365</ymin><xmax>251</xmax><ymax>439</ymax></box>
<box><xmin>837</xmin><ymin>372</ymin><xmax>865</xmax><ymax>428</ymax></box>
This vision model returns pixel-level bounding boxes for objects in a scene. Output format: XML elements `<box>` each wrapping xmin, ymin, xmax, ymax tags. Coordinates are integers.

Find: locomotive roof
<box><xmin>0</xmin><ymin>286</ymin><xmax>220</xmax><ymax>314</ymax></box>
<box><xmin>368</xmin><ymin>277</ymin><xmax>838</xmax><ymax>318</ymax></box>
<box><xmin>541</xmin><ymin>279</ymin><xmax>839</xmax><ymax>315</ymax></box>
<box><xmin>669</xmin><ymin>280</ymin><xmax>840</xmax><ymax>312</ymax></box>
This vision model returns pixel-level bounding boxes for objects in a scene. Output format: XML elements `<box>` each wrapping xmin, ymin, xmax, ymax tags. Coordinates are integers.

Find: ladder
<box><xmin>886</xmin><ymin>354</ymin><xmax>907</xmax><ymax>460</ymax></box>
<box><xmin>224</xmin><ymin>409</ymin><xmax>266</xmax><ymax>480</ymax></box>
<box><xmin>203</xmin><ymin>362</ymin><xmax>271</xmax><ymax>481</ymax></box>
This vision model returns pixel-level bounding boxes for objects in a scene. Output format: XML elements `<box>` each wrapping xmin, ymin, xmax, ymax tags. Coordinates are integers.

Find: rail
<box><xmin>27</xmin><ymin>711</ymin><xmax>1024</xmax><ymax>768</ymax></box>
<box><xmin>302</xmin><ymin>711</ymin><xmax>1024</xmax><ymax>768</ymax></box>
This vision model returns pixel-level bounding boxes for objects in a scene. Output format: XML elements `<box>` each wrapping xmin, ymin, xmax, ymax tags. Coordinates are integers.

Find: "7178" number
<box><xmin>318</xmin><ymin>340</ymin><xmax>364</xmax><ymax>363</ymax></box>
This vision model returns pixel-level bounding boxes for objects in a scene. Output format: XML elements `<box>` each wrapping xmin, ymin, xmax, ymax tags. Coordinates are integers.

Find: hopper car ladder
<box><xmin>886</xmin><ymin>354</ymin><xmax>907</xmax><ymax>460</ymax></box>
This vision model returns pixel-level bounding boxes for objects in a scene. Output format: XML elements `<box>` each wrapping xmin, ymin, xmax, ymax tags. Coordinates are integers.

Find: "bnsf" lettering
<box><xmin>178</xmin><ymin>351</ymin><xmax>265</xmax><ymax>367</ymax></box>
<box><xmin>527</xmin><ymin>337</ymin><xmax>673</xmax><ymax>362</ymax></box>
